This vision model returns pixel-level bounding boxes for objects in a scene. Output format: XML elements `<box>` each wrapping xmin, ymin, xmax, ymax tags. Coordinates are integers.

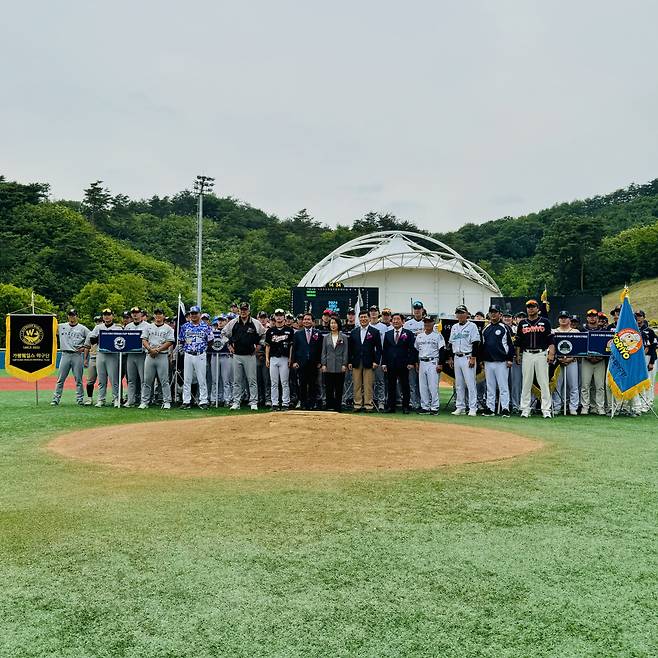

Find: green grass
<box><xmin>603</xmin><ymin>277</ymin><xmax>658</xmax><ymax>321</ymax></box>
<box><xmin>0</xmin><ymin>389</ymin><xmax>657</xmax><ymax>657</ymax></box>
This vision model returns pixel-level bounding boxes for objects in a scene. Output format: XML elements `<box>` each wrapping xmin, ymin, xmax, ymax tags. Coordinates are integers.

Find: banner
<box><xmin>607</xmin><ymin>295</ymin><xmax>649</xmax><ymax>400</ymax></box>
<box><xmin>587</xmin><ymin>331</ymin><xmax>614</xmax><ymax>356</ymax></box>
<box><xmin>554</xmin><ymin>333</ymin><xmax>588</xmax><ymax>357</ymax></box>
<box><xmin>98</xmin><ymin>330</ymin><xmax>144</xmax><ymax>353</ymax></box>
<box><xmin>4</xmin><ymin>314</ymin><xmax>58</xmax><ymax>382</ymax></box>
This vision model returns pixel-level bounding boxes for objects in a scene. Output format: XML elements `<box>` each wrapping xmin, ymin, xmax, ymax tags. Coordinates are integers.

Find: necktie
<box><xmin>395</xmin><ymin>330</ymin><xmax>399</xmax><ymax>344</ymax></box>
<box><xmin>306</xmin><ymin>330</ymin><xmax>311</xmax><ymax>344</ymax></box>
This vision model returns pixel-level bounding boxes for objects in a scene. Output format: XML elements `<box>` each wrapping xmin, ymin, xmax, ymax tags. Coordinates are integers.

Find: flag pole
<box><xmin>31</xmin><ymin>291</ymin><xmax>39</xmax><ymax>406</ymax></box>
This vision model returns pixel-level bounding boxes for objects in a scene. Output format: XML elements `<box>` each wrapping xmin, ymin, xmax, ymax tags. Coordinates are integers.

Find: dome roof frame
<box><xmin>298</xmin><ymin>231</ymin><xmax>500</xmax><ymax>293</ymax></box>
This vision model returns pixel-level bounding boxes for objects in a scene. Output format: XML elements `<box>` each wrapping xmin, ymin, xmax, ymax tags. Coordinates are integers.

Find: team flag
<box><xmin>174</xmin><ymin>295</ymin><xmax>186</xmax><ymax>345</ymax></box>
<box><xmin>607</xmin><ymin>291</ymin><xmax>649</xmax><ymax>400</ymax></box>
<box><xmin>540</xmin><ymin>285</ymin><xmax>550</xmax><ymax>314</ymax></box>
<box><xmin>354</xmin><ymin>288</ymin><xmax>363</xmax><ymax>320</ymax></box>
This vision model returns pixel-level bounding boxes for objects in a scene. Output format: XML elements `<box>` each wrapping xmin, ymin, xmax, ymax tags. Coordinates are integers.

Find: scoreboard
<box><xmin>291</xmin><ymin>286</ymin><xmax>379</xmax><ymax>318</ymax></box>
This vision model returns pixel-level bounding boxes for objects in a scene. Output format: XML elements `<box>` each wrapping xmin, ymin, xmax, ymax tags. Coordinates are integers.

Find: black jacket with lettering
<box><xmin>515</xmin><ymin>317</ymin><xmax>554</xmax><ymax>352</ymax></box>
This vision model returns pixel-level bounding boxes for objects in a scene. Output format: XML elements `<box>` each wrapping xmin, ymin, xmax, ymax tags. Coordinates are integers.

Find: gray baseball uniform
<box><xmin>141</xmin><ymin>322</ymin><xmax>175</xmax><ymax>405</ymax></box>
<box><xmin>53</xmin><ymin>322</ymin><xmax>90</xmax><ymax>404</ymax></box>
<box><xmin>86</xmin><ymin>322</ymin><xmax>123</xmax><ymax>405</ymax></box>
<box><xmin>124</xmin><ymin>320</ymin><xmax>150</xmax><ymax>406</ymax></box>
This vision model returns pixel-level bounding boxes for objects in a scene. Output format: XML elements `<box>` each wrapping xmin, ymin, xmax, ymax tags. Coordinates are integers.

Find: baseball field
<box><xmin>1</xmin><ymin>381</ymin><xmax>657</xmax><ymax>657</ymax></box>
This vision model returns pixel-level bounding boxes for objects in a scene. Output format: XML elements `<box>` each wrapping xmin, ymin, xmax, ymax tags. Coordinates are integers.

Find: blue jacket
<box><xmin>292</xmin><ymin>328</ymin><xmax>323</xmax><ymax>366</ymax></box>
<box><xmin>382</xmin><ymin>328</ymin><xmax>417</xmax><ymax>368</ymax></box>
<box><xmin>348</xmin><ymin>326</ymin><xmax>382</xmax><ymax>369</ymax></box>
<box><xmin>481</xmin><ymin>322</ymin><xmax>514</xmax><ymax>362</ymax></box>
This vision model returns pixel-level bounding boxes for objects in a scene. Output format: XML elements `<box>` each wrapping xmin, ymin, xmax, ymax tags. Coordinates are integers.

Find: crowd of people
<box><xmin>51</xmin><ymin>299</ymin><xmax>657</xmax><ymax>417</ymax></box>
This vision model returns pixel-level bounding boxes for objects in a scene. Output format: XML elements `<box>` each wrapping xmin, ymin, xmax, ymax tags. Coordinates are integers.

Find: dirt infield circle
<box><xmin>47</xmin><ymin>412</ymin><xmax>542</xmax><ymax>478</ymax></box>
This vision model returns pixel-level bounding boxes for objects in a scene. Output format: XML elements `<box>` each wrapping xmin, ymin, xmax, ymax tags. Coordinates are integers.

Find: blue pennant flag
<box><xmin>607</xmin><ymin>293</ymin><xmax>650</xmax><ymax>400</ymax></box>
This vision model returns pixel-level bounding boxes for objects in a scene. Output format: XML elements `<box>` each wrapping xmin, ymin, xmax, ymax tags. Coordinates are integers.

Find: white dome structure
<box><xmin>298</xmin><ymin>231</ymin><xmax>500</xmax><ymax>315</ymax></box>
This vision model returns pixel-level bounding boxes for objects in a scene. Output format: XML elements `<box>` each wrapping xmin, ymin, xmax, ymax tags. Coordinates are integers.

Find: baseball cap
<box><xmin>93</xmin><ymin>315</ymin><xmax>101</xmax><ymax>322</ymax></box>
<box><xmin>571</xmin><ymin>314</ymin><xmax>580</xmax><ymax>322</ymax></box>
<box><xmin>258</xmin><ymin>311</ymin><xmax>268</xmax><ymax>318</ymax></box>
<box><xmin>274</xmin><ymin>308</ymin><xmax>285</xmax><ymax>315</ymax></box>
<box><xmin>153</xmin><ymin>307</ymin><xmax>164</xmax><ymax>314</ymax></box>
<box><xmin>285</xmin><ymin>312</ymin><xmax>293</xmax><ymax>319</ymax></box>
<box><xmin>201</xmin><ymin>312</ymin><xmax>210</xmax><ymax>319</ymax></box>
<box><xmin>347</xmin><ymin>307</ymin><xmax>355</xmax><ymax>314</ymax></box>
<box><xmin>502</xmin><ymin>311</ymin><xmax>512</xmax><ymax>318</ymax></box>
<box><xmin>322</xmin><ymin>309</ymin><xmax>332</xmax><ymax>315</ymax></box>
<box><xmin>525</xmin><ymin>299</ymin><xmax>538</xmax><ymax>307</ymax></box>
<box><xmin>369</xmin><ymin>305</ymin><xmax>379</xmax><ymax>312</ymax></box>
<box><xmin>586</xmin><ymin>308</ymin><xmax>598</xmax><ymax>316</ymax></box>
<box><xmin>239</xmin><ymin>302</ymin><xmax>250</xmax><ymax>310</ymax></box>
<box><xmin>189</xmin><ymin>305</ymin><xmax>201</xmax><ymax>313</ymax></box>
<box><xmin>130</xmin><ymin>306</ymin><xmax>141</xmax><ymax>313</ymax></box>
<box><xmin>635</xmin><ymin>309</ymin><xmax>646</xmax><ymax>317</ymax></box>
<box><xmin>423</xmin><ymin>315</ymin><xmax>435</xmax><ymax>323</ymax></box>
<box><xmin>412</xmin><ymin>300</ymin><xmax>423</xmax><ymax>309</ymax></box>
<box><xmin>611</xmin><ymin>305</ymin><xmax>621</xmax><ymax>314</ymax></box>
<box><xmin>211</xmin><ymin>315</ymin><xmax>220</xmax><ymax>324</ymax></box>
<box><xmin>514</xmin><ymin>311</ymin><xmax>527</xmax><ymax>319</ymax></box>
<box><xmin>488</xmin><ymin>305</ymin><xmax>502</xmax><ymax>313</ymax></box>
<box><xmin>101</xmin><ymin>308</ymin><xmax>113</xmax><ymax>315</ymax></box>
<box><xmin>226</xmin><ymin>312</ymin><xmax>237</xmax><ymax>320</ymax></box>
<box><xmin>67</xmin><ymin>308</ymin><xmax>78</xmax><ymax>316</ymax></box>
<box><xmin>382</xmin><ymin>307</ymin><xmax>392</xmax><ymax>314</ymax></box>
<box><xmin>455</xmin><ymin>305</ymin><xmax>468</xmax><ymax>314</ymax></box>
<box><xmin>122</xmin><ymin>311</ymin><xmax>131</xmax><ymax>318</ymax></box>
<box><xmin>558</xmin><ymin>310</ymin><xmax>570</xmax><ymax>318</ymax></box>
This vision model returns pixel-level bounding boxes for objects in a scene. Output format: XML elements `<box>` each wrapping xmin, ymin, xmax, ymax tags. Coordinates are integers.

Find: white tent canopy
<box><xmin>298</xmin><ymin>231</ymin><xmax>501</xmax><ymax>315</ymax></box>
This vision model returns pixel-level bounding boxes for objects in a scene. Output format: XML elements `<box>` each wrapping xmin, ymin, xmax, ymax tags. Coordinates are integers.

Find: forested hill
<box><xmin>1</xmin><ymin>175</ymin><xmax>657</xmax><ymax>326</ymax></box>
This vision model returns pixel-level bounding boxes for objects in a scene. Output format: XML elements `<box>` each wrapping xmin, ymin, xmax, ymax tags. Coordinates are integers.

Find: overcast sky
<box><xmin>2</xmin><ymin>0</ymin><xmax>657</xmax><ymax>232</ymax></box>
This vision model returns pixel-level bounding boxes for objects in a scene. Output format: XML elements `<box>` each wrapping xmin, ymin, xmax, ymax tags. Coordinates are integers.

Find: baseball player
<box><xmin>515</xmin><ymin>299</ymin><xmax>555</xmax><ymax>418</ymax></box>
<box><xmin>51</xmin><ymin>309</ymin><xmax>90</xmax><ymax>406</ymax></box>
<box><xmin>85</xmin><ymin>308</ymin><xmax>123</xmax><ymax>407</ymax></box>
<box><xmin>480</xmin><ymin>304</ymin><xmax>514</xmax><ymax>417</ymax></box>
<box><xmin>580</xmin><ymin>309</ymin><xmax>606</xmax><ymax>416</ymax></box>
<box><xmin>178</xmin><ymin>305</ymin><xmax>214</xmax><ymax>409</ymax></box>
<box><xmin>124</xmin><ymin>306</ymin><xmax>150</xmax><ymax>407</ymax></box>
<box><xmin>209</xmin><ymin>315</ymin><xmax>233</xmax><ymax>406</ymax></box>
<box><xmin>633</xmin><ymin>310</ymin><xmax>657</xmax><ymax>413</ymax></box>
<box><xmin>140</xmin><ymin>308</ymin><xmax>174</xmax><ymax>409</ymax></box>
<box><xmin>265</xmin><ymin>308</ymin><xmax>295</xmax><ymax>410</ymax></box>
<box><xmin>403</xmin><ymin>300</ymin><xmax>426</xmax><ymax>410</ymax></box>
<box><xmin>222</xmin><ymin>302</ymin><xmax>265</xmax><ymax>411</ymax></box>
<box><xmin>551</xmin><ymin>310</ymin><xmax>580</xmax><ymax>415</ymax></box>
<box><xmin>414</xmin><ymin>315</ymin><xmax>445</xmax><ymax>414</ymax></box>
<box><xmin>447</xmin><ymin>305</ymin><xmax>480</xmax><ymax>416</ymax></box>
<box><xmin>84</xmin><ymin>315</ymin><xmax>102</xmax><ymax>405</ymax></box>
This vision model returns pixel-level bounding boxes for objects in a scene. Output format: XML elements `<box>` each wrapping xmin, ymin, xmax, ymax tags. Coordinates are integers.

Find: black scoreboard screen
<box><xmin>291</xmin><ymin>287</ymin><xmax>379</xmax><ymax>318</ymax></box>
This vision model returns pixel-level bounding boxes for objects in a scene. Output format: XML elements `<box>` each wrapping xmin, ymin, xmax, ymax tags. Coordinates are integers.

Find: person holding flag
<box><xmin>607</xmin><ymin>288</ymin><xmax>654</xmax><ymax>417</ymax></box>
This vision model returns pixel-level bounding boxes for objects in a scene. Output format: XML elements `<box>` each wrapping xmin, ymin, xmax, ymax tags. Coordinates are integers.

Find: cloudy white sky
<box><xmin>2</xmin><ymin>0</ymin><xmax>657</xmax><ymax>231</ymax></box>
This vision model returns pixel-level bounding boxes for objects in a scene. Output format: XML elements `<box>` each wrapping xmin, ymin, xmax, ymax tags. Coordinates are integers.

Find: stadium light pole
<box><xmin>194</xmin><ymin>175</ymin><xmax>214</xmax><ymax>307</ymax></box>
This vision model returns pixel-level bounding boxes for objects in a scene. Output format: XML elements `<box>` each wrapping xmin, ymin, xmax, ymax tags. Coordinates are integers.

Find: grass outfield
<box><xmin>1</xmin><ymin>391</ymin><xmax>657</xmax><ymax>658</ymax></box>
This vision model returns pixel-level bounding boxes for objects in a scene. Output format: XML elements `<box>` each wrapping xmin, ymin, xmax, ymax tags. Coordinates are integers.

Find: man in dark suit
<box><xmin>348</xmin><ymin>310</ymin><xmax>382</xmax><ymax>412</ymax></box>
<box><xmin>382</xmin><ymin>312</ymin><xmax>417</xmax><ymax>413</ymax></box>
<box><xmin>291</xmin><ymin>312</ymin><xmax>324</xmax><ymax>410</ymax></box>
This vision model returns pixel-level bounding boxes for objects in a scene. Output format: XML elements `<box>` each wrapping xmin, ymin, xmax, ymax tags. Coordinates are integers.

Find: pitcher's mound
<box><xmin>47</xmin><ymin>412</ymin><xmax>542</xmax><ymax>478</ymax></box>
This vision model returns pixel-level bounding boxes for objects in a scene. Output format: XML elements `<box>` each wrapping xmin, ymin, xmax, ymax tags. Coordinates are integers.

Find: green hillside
<box><xmin>603</xmin><ymin>278</ymin><xmax>658</xmax><ymax>323</ymax></box>
<box><xmin>1</xmin><ymin>174</ymin><xmax>658</xmax><ymax>327</ymax></box>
